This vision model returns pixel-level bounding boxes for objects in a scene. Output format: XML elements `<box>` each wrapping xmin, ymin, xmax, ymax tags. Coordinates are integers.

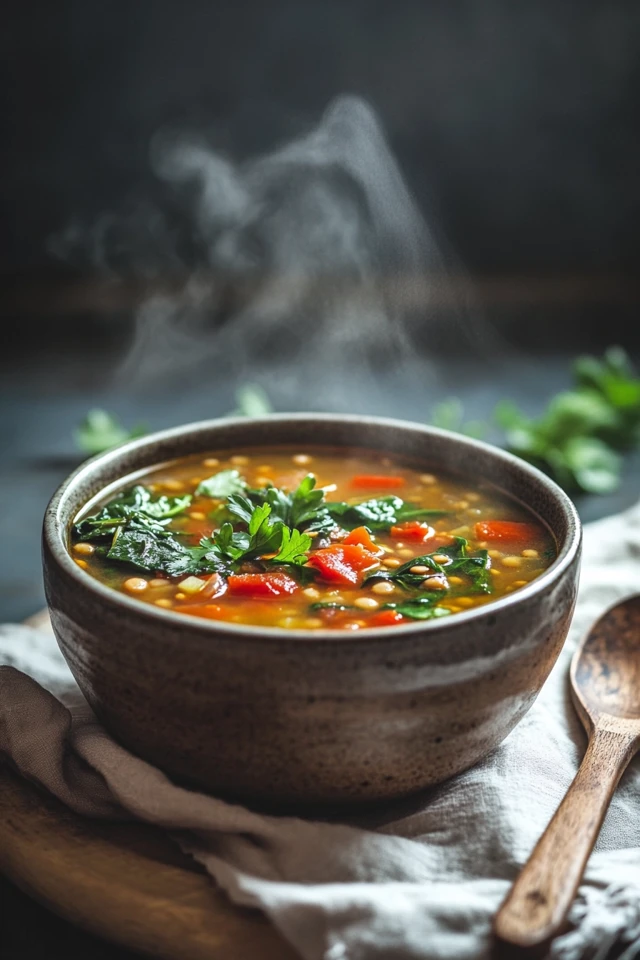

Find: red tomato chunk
<box><xmin>227</xmin><ymin>573</ymin><xmax>299</xmax><ymax>598</ymax></box>
<box><xmin>390</xmin><ymin>521</ymin><xmax>435</xmax><ymax>541</ymax></box>
<box><xmin>351</xmin><ymin>475</ymin><xmax>406</xmax><ymax>489</ymax></box>
<box><xmin>343</xmin><ymin>525</ymin><xmax>384</xmax><ymax>555</ymax></box>
<box><xmin>474</xmin><ymin>521</ymin><xmax>544</xmax><ymax>545</ymax></box>
<box><xmin>306</xmin><ymin>544</ymin><xmax>380</xmax><ymax>585</ymax></box>
<box><xmin>369</xmin><ymin>609</ymin><xmax>405</xmax><ymax>627</ymax></box>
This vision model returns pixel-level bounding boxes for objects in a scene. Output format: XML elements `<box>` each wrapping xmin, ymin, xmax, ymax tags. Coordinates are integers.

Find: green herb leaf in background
<box><xmin>228</xmin><ymin>384</ymin><xmax>273</xmax><ymax>418</ymax></box>
<box><xmin>494</xmin><ymin>347</ymin><xmax>640</xmax><ymax>494</ymax></box>
<box><xmin>74</xmin><ymin>409</ymin><xmax>147</xmax><ymax>456</ymax></box>
<box><xmin>431</xmin><ymin>398</ymin><xmax>486</xmax><ymax>439</ymax></box>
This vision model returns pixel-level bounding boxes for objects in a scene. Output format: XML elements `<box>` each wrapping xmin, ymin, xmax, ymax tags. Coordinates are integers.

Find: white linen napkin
<box><xmin>2</xmin><ymin>503</ymin><xmax>640</xmax><ymax>960</ymax></box>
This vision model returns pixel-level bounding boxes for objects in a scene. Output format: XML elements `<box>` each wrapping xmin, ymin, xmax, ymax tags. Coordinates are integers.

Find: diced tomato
<box><xmin>474</xmin><ymin>521</ymin><xmax>543</xmax><ymax>545</ymax></box>
<box><xmin>368</xmin><ymin>609</ymin><xmax>405</xmax><ymax>627</ymax></box>
<box><xmin>343</xmin><ymin>525</ymin><xmax>384</xmax><ymax>555</ymax></box>
<box><xmin>390</xmin><ymin>521</ymin><xmax>435</xmax><ymax>541</ymax></box>
<box><xmin>306</xmin><ymin>543</ymin><xmax>380</xmax><ymax>585</ymax></box>
<box><xmin>227</xmin><ymin>573</ymin><xmax>300</xmax><ymax>598</ymax></box>
<box><xmin>351</xmin><ymin>475</ymin><xmax>406</xmax><ymax>489</ymax></box>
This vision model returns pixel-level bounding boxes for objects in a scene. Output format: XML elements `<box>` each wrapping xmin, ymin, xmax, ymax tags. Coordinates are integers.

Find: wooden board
<box><xmin>0</xmin><ymin>612</ymin><xmax>295</xmax><ymax>960</ymax></box>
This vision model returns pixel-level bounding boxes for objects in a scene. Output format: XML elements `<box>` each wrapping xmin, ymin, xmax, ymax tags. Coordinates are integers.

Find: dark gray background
<box><xmin>2</xmin><ymin>0</ymin><xmax>640</xmax><ymax>275</ymax></box>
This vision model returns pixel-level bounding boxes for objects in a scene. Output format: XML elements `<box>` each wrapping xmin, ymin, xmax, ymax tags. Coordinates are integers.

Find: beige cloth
<box><xmin>2</xmin><ymin>504</ymin><xmax>640</xmax><ymax>960</ymax></box>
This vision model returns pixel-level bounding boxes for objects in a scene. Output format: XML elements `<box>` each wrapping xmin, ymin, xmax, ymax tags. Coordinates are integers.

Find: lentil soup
<box><xmin>70</xmin><ymin>447</ymin><xmax>556</xmax><ymax>630</ymax></box>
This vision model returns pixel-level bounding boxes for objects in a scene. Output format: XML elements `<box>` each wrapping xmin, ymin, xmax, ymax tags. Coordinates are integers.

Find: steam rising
<box><xmin>55</xmin><ymin>96</ymin><xmax>470</xmax><ymax>411</ymax></box>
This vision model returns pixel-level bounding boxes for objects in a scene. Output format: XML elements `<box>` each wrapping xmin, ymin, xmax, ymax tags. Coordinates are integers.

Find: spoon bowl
<box><xmin>496</xmin><ymin>595</ymin><xmax>640</xmax><ymax>949</ymax></box>
<box><xmin>572</xmin><ymin>594</ymin><xmax>640</xmax><ymax>726</ymax></box>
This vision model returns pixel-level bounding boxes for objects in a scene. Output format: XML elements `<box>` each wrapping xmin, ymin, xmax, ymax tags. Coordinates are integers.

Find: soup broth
<box><xmin>70</xmin><ymin>447</ymin><xmax>555</xmax><ymax>630</ymax></box>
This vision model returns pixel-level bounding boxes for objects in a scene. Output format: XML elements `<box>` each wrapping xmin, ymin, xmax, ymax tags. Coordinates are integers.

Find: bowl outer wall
<box><xmin>43</xmin><ymin>415</ymin><xmax>582</xmax><ymax>805</ymax></box>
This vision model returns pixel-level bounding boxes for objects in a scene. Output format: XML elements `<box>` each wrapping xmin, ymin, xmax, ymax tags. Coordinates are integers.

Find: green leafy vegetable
<box><xmin>495</xmin><ymin>387</ymin><xmax>624</xmax><ymax>495</ymax></box>
<box><xmin>74</xmin><ymin>409</ymin><xmax>147</xmax><ymax>456</ymax></box>
<box><xmin>74</xmin><ymin>485</ymin><xmax>192</xmax><ymax>541</ymax></box>
<box><xmin>247</xmin><ymin>475</ymin><xmax>330</xmax><ymax>530</ymax></box>
<box><xmin>382</xmin><ymin>598</ymin><xmax>452</xmax><ymax>620</ymax></box>
<box><xmin>429</xmin><ymin>347</ymin><xmax>640</xmax><ymax>496</ymax></box>
<box><xmin>448</xmin><ymin>553</ymin><xmax>492</xmax><ymax>594</ymax></box>
<box><xmin>72</xmin><ymin>485</ymin><xmax>227</xmax><ymax>576</ymax></box>
<box><xmin>363</xmin><ymin>538</ymin><xmax>491</xmax><ymax>595</ymax></box>
<box><xmin>107</xmin><ymin>528</ymin><xmax>229</xmax><ymax>577</ymax></box>
<box><xmin>196</xmin><ymin>469</ymin><xmax>246</xmax><ymax>498</ymax></box>
<box><xmin>200</xmin><ymin>495</ymin><xmax>312</xmax><ymax>569</ymax></box>
<box><xmin>229</xmin><ymin>384</ymin><xmax>273</xmax><ymax>418</ymax></box>
<box><xmin>363</xmin><ymin>553</ymin><xmax>442</xmax><ymax>590</ymax></box>
<box><xmin>272</xmin><ymin>527</ymin><xmax>313</xmax><ymax>564</ymax></box>
<box><xmin>328</xmin><ymin>496</ymin><xmax>448</xmax><ymax>531</ymax></box>
<box><xmin>431</xmin><ymin>398</ymin><xmax>486</xmax><ymax>439</ymax></box>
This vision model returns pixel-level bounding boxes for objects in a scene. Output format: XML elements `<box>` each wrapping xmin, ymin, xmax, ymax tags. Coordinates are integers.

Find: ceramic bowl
<box><xmin>43</xmin><ymin>415</ymin><xmax>581</xmax><ymax>807</ymax></box>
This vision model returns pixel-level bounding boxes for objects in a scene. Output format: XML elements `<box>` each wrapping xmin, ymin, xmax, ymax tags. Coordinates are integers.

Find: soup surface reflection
<box><xmin>70</xmin><ymin>447</ymin><xmax>556</xmax><ymax>630</ymax></box>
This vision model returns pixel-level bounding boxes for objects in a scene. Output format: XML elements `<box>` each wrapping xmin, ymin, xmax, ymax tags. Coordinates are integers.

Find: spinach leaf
<box><xmin>196</xmin><ymin>469</ymin><xmax>246</xmax><ymax>498</ymax></box>
<box><xmin>447</xmin><ymin>552</ymin><xmax>492</xmax><ymax>594</ymax></box>
<box><xmin>382</xmin><ymin>598</ymin><xmax>452</xmax><ymax>620</ymax></box>
<box><xmin>363</xmin><ymin>539</ymin><xmax>491</xmax><ymax>595</ymax></box>
<box><xmin>429</xmin><ymin>536</ymin><xmax>468</xmax><ymax>560</ymax></box>
<box><xmin>328</xmin><ymin>496</ymin><xmax>448</xmax><ymax>531</ymax></box>
<box><xmin>106</xmin><ymin>528</ymin><xmax>231</xmax><ymax>578</ymax></box>
<box><xmin>107</xmin><ymin>528</ymin><xmax>186</xmax><ymax>571</ymax></box>
<box><xmin>363</xmin><ymin>552</ymin><xmax>444</xmax><ymax>590</ymax></box>
<box><xmin>74</xmin><ymin>485</ymin><xmax>192</xmax><ymax>542</ymax></box>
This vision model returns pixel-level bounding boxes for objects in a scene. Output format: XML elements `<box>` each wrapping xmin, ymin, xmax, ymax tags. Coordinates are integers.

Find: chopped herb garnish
<box><xmin>272</xmin><ymin>527</ymin><xmax>313</xmax><ymax>564</ymax></box>
<box><xmin>196</xmin><ymin>469</ymin><xmax>246</xmax><ymax>498</ymax></box>
<box><xmin>247</xmin><ymin>475</ymin><xmax>329</xmax><ymax>530</ymax></box>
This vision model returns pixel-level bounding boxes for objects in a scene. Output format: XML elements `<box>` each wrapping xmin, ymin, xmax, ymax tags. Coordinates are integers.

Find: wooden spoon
<box><xmin>494</xmin><ymin>595</ymin><xmax>640</xmax><ymax>949</ymax></box>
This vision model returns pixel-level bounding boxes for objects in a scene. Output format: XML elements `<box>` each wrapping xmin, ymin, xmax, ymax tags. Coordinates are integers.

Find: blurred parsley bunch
<box><xmin>495</xmin><ymin>347</ymin><xmax>640</xmax><ymax>494</ymax></box>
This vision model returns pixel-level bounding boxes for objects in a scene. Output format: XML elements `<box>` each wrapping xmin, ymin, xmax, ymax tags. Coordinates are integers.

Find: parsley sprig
<box><xmin>431</xmin><ymin>347</ymin><xmax>640</xmax><ymax>495</ymax></box>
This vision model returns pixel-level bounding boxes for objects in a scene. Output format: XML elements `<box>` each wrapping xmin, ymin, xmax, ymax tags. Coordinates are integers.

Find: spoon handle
<box><xmin>494</xmin><ymin>722</ymin><xmax>638</xmax><ymax>948</ymax></box>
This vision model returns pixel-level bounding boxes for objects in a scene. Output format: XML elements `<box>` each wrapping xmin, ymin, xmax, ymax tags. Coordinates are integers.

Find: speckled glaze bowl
<box><xmin>43</xmin><ymin>415</ymin><xmax>581</xmax><ymax>808</ymax></box>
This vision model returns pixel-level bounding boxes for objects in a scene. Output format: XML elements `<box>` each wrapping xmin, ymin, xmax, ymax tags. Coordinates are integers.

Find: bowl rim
<box><xmin>44</xmin><ymin>413</ymin><xmax>582</xmax><ymax>644</ymax></box>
